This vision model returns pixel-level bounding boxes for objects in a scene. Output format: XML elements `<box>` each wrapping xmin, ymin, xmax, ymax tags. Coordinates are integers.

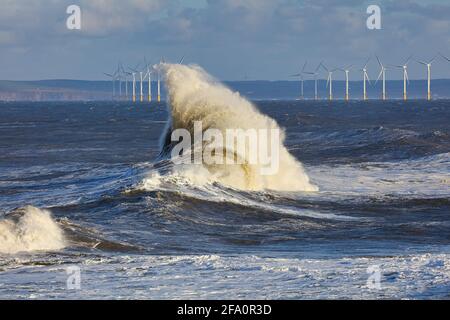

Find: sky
<box><xmin>0</xmin><ymin>0</ymin><xmax>449</xmax><ymax>81</ymax></box>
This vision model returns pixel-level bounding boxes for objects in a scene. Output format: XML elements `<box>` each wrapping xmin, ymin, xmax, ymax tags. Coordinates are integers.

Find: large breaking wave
<box><xmin>152</xmin><ymin>63</ymin><xmax>318</xmax><ymax>192</ymax></box>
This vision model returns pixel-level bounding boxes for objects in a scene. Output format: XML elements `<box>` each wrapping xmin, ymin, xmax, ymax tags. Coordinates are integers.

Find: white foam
<box><xmin>4</xmin><ymin>252</ymin><xmax>449</xmax><ymax>299</ymax></box>
<box><xmin>0</xmin><ymin>206</ymin><xmax>66</xmax><ymax>254</ymax></box>
<box><xmin>309</xmin><ymin>152</ymin><xmax>450</xmax><ymax>198</ymax></box>
<box><xmin>139</xmin><ymin>168</ymin><xmax>354</xmax><ymax>221</ymax></box>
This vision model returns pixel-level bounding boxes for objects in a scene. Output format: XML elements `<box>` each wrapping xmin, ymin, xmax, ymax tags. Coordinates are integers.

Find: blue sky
<box><xmin>0</xmin><ymin>0</ymin><xmax>449</xmax><ymax>80</ymax></box>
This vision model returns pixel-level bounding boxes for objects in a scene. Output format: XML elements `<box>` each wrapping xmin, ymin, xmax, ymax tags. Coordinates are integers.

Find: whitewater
<box><xmin>154</xmin><ymin>63</ymin><xmax>318</xmax><ymax>192</ymax></box>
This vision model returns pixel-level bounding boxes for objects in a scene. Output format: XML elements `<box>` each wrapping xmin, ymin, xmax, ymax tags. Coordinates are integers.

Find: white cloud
<box><xmin>0</xmin><ymin>0</ymin><xmax>449</xmax><ymax>79</ymax></box>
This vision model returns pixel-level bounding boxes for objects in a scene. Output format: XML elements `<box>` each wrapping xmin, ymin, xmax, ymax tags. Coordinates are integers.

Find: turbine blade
<box><xmin>439</xmin><ymin>53</ymin><xmax>450</xmax><ymax>62</ymax></box>
<box><xmin>302</xmin><ymin>61</ymin><xmax>308</xmax><ymax>73</ymax></box>
<box><xmin>315</xmin><ymin>61</ymin><xmax>323</xmax><ymax>72</ymax></box>
<box><xmin>404</xmin><ymin>55</ymin><xmax>413</xmax><ymax>65</ymax></box>
<box><xmin>376</xmin><ymin>55</ymin><xmax>383</xmax><ymax>68</ymax></box>
<box><xmin>375</xmin><ymin>70</ymin><xmax>383</xmax><ymax>83</ymax></box>
<box><xmin>129</xmin><ymin>63</ymin><xmax>140</xmax><ymax>72</ymax></box>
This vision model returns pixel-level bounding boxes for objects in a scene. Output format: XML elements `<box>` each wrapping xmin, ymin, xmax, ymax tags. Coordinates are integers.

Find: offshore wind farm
<box><xmin>96</xmin><ymin>53</ymin><xmax>450</xmax><ymax>102</ymax></box>
<box><xmin>3</xmin><ymin>54</ymin><xmax>450</xmax><ymax>102</ymax></box>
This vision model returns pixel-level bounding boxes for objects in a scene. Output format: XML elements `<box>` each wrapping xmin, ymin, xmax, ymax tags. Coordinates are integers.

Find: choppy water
<box><xmin>0</xmin><ymin>100</ymin><xmax>449</xmax><ymax>299</ymax></box>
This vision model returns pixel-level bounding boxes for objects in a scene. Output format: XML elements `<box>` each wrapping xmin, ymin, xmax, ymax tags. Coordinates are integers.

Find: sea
<box><xmin>0</xmin><ymin>65</ymin><xmax>449</xmax><ymax>299</ymax></box>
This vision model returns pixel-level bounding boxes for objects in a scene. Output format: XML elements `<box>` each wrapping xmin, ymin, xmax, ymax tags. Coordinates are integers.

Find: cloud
<box><xmin>0</xmin><ymin>0</ymin><xmax>449</xmax><ymax>80</ymax></box>
<box><xmin>80</xmin><ymin>0</ymin><xmax>168</xmax><ymax>35</ymax></box>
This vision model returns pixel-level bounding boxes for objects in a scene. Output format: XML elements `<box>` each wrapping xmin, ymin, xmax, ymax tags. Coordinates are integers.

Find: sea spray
<box><xmin>155</xmin><ymin>63</ymin><xmax>318</xmax><ymax>192</ymax></box>
<box><xmin>0</xmin><ymin>206</ymin><xmax>66</xmax><ymax>254</ymax></box>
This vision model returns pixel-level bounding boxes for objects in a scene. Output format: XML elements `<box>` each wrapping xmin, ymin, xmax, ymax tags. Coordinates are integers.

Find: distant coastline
<box><xmin>1</xmin><ymin>79</ymin><xmax>450</xmax><ymax>101</ymax></box>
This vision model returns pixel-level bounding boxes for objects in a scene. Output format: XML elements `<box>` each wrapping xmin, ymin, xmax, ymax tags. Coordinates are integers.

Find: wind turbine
<box><xmin>338</xmin><ymin>65</ymin><xmax>353</xmax><ymax>101</ymax></box>
<box><xmin>303</xmin><ymin>62</ymin><xmax>322</xmax><ymax>100</ymax></box>
<box><xmin>123</xmin><ymin>70</ymin><xmax>131</xmax><ymax>100</ymax></box>
<box><xmin>128</xmin><ymin>63</ymin><xmax>140</xmax><ymax>103</ymax></box>
<box><xmin>416</xmin><ymin>56</ymin><xmax>436</xmax><ymax>101</ymax></box>
<box><xmin>392</xmin><ymin>56</ymin><xmax>412</xmax><ymax>101</ymax></box>
<box><xmin>157</xmin><ymin>57</ymin><xmax>165</xmax><ymax>102</ymax></box>
<box><xmin>118</xmin><ymin>63</ymin><xmax>130</xmax><ymax>100</ymax></box>
<box><xmin>103</xmin><ymin>71</ymin><xmax>117</xmax><ymax>99</ymax></box>
<box><xmin>119</xmin><ymin>65</ymin><xmax>123</xmax><ymax>99</ymax></box>
<box><xmin>361</xmin><ymin>58</ymin><xmax>371</xmax><ymax>100</ymax></box>
<box><xmin>321</xmin><ymin>63</ymin><xmax>337</xmax><ymax>101</ymax></box>
<box><xmin>290</xmin><ymin>61</ymin><xmax>308</xmax><ymax>99</ymax></box>
<box><xmin>375</xmin><ymin>56</ymin><xmax>387</xmax><ymax>100</ymax></box>
<box><xmin>140</xmin><ymin>70</ymin><xmax>145</xmax><ymax>102</ymax></box>
<box><xmin>143</xmin><ymin>57</ymin><xmax>153</xmax><ymax>102</ymax></box>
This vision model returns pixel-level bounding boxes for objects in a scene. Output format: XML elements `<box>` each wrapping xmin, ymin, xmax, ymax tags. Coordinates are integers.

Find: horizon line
<box><xmin>3</xmin><ymin>78</ymin><xmax>450</xmax><ymax>82</ymax></box>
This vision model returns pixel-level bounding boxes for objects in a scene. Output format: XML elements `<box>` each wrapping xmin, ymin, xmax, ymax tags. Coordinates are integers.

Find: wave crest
<box><xmin>157</xmin><ymin>63</ymin><xmax>318</xmax><ymax>192</ymax></box>
<box><xmin>0</xmin><ymin>206</ymin><xmax>66</xmax><ymax>254</ymax></box>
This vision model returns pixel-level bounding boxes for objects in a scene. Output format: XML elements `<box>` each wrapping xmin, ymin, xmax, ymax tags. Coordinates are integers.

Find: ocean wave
<box><xmin>135</xmin><ymin>167</ymin><xmax>356</xmax><ymax>221</ymax></box>
<box><xmin>308</xmin><ymin>152</ymin><xmax>450</xmax><ymax>199</ymax></box>
<box><xmin>155</xmin><ymin>63</ymin><xmax>318</xmax><ymax>192</ymax></box>
<box><xmin>0</xmin><ymin>206</ymin><xmax>66</xmax><ymax>254</ymax></box>
<box><xmin>293</xmin><ymin>126</ymin><xmax>450</xmax><ymax>163</ymax></box>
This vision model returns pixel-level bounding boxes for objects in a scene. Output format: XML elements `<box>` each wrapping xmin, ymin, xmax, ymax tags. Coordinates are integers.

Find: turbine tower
<box><xmin>157</xmin><ymin>70</ymin><xmax>161</xmax><ymax>102</ymax></box>
<box><xmin>119</xmin><ymin>63</ymin><xmax>130</xmax><ymax>100</ymax></box>
<box><xmin>375</xmin><ymin>56</ymin><xmax>387</xmax><ymax>100</ymax></box>
<box><xmin>392</xmin><ymin>56</ymin><xmax>412</xmax><ymax>101</ymax></box>
<box><xmin>124</xmin><ymin>71</ymin><xmax>130</xmax><ymax>99</ymax></box>
<box><xmin>321</xmin><ymin>63</ymin><xmax>336</xmax><ymax>101</ymax></box>
<box><xmin>118</xmin><ymin>64</ymin><xmax>123</xmax><ymax>99</ymax></box>
<box><xmin>290</xmin><ymin>61</ymin><xmax>308</xmax><ymax>99</ymax></box>
<box><xmin>303</xmin><ymin>62</ymin><xmax>322</xmax><ymax>100</ymax></box>
<box><xmin>338</xmin><ymin>65</ymin><xmax>353</xmax><ymax>101</ymax></box>
<box><xmin>103</xmin><ymin>71</ymin><xmax>117</xmax><ymax>99</ymax></box>
<box><xmin>131</xmin><ymin>72</ymin><xmax>137</xmax><ymax>102</ymax></box>
<box><xmin>143</xmin><ymin>58</ymin><xmax>153</xmax><ymax>102</ymax></box>
<box><xmin>416</xmin><ymin>56</ymin><xmax>436</xmax><ymax>101</ymax></box>
<box><xmin>128</xmin><ymin>63</ymin><xmax>140</xmax><ymax>103</ymax></box>
<box><xmin>139</xmin><ymin>70</ymin><xmax>144</xmax><ymax>102</ymax></box>
<box><xmin>157</xmin><ymin>57</ymin><xmax>165</xmax><ymax>102</ymax></box>
<box><xmin>143</xmin><ymin>57</ymin><xmax>152</xmax><ymax>102</ymax></box>
<box><xmin>361</xmin><ymin>58</ymin><xmax>371</xmax><ymax>100</ymax></box>
<box><xmin>146</xmin><ymin>69</ymin><xmax>153</xmax><ymax>102</ymax></box>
